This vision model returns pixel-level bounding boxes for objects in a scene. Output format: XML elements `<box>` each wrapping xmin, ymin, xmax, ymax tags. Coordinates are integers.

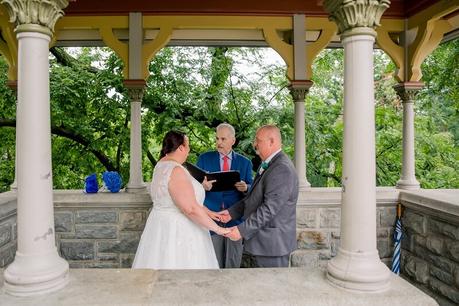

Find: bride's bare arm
<box><xmin>169</xmin><ymin>166</ymin><xmax>228</xmax><ymax>235</ymax></box>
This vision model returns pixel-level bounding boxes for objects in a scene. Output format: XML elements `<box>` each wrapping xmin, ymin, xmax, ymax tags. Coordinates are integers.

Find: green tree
<box><xmin>0</xmin><ymin>41</ymin><xmax>457</xmax><ymax>191</ymax></box>
<box><xmin>0</xmin><ymin>59</ymin><xmax>16</xmax><ymax>192</ymax></box>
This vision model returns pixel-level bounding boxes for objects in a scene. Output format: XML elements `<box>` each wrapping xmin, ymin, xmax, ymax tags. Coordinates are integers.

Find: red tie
<box><xmin>222</xmin><ymin>155</ymin><xmax>229</xmax><ymax>171</ymax></box>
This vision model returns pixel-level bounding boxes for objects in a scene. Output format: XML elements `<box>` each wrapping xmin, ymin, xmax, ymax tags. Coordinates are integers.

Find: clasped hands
<box><xmin>209</xmin><ymin>210</ymin><xmax>241</xmax><ymax>241</ymax></box>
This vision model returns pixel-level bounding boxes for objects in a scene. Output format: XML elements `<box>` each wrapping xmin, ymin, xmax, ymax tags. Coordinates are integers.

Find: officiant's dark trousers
<box><xmin>254</xmin><ymin>255</ymin><xmax>290</xmax><ymax>268</ymax></box>
<box><xmin>211</xmin><ymin>235</ymin><xmax>243</xmax><ymax>268</ymax></box>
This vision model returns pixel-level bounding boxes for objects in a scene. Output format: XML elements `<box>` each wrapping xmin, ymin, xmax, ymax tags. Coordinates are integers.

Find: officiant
<box><xmin>197</xmin><ymin>123</ymin><xmax>253</xmax><ymax>268</ymax></box>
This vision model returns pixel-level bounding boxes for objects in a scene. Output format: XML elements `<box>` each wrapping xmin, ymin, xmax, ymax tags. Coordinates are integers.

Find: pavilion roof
<box><xmin>64</xmin><ymin>0</ymin><xmax>436</xmax><ymax>18</ymax></box>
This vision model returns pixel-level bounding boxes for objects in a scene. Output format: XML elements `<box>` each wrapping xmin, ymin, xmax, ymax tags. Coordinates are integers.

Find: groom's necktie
<box><xmin>255</xmin><ymin>161</ymin><xmax>269</xmax><ymax>180</ymax></box>
<box><xmin>260</xmin><ymin>161</ymin><xmax>269</xmax><ymax>172</ymax></box>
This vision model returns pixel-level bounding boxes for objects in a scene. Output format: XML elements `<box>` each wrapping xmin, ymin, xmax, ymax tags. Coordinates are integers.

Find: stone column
<box><xmin>2</xmin><ymin>0</ymin><xmax>70</xmax><ymax>296</ymax></box>
<box><xmin>394</xmin><ymin>82</ymin><xmax>422</xmax><ymax>190</ymax></box>
<box><xmin>124</xmin><ymin>80</ymin><xmax>146</xmax><ymax>193</ymax></box>
<box><xmin>324</xmin><ymin>0</ymin><xmax>391</xmax><ymax>292</ymax></box>
<box><xmin>289</xmin><ymin>80</ymin><xmax>313</xmax><ymax>189</ymax></box>
<box><xmin>7</xmin><ymin>80</ymin><xmax>18</xmax><ymax>190</ymax></box>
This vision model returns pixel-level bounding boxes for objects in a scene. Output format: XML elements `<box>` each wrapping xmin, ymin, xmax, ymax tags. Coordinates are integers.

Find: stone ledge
<box><xmin>0</xmin><ymin>268</ymin><xmax>437</xmax><ymax>306</ymax></box>
<box><xmin>1</xmin><ymin>188</ymin><xmax>401</xmax><ymax>210</ymax></box>
<box><xmin>53</xmin><ymin>190</ymin><xmax>152</xmax><ymax>208</ymax></box>
<box><xmin>400</xmin><ymin>190</ymin><xmax>459</xmax><ymax>224</ymax></box>
<box><xmin>297</xmin><ymin>187</ymin><xmax>399</xmax><ymax>207</ymax></box>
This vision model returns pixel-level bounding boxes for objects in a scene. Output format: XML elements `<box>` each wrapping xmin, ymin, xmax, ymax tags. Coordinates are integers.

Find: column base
<box><xmin>125</xmin><ymin>183</ymin><xmax>147</xmax><ymax>194</ymax></box>
<box><xmin>4</xmin><ymin>249</ymin><xmax>69</xmax><ymax>296</ymax></box>
<box><xmin>396</xmin><ymin>179</ymin><xmax>420</xmax><ymax>190</ymax></box>
<box><xmin>327</xmin><ymin>247</ymin><xmax>391</xmax><ymax>293</ymax></box>
<box><xmin>298</xmin><ymin>180</ymin><xmax>311</xmax><ymax>191</ymax></box>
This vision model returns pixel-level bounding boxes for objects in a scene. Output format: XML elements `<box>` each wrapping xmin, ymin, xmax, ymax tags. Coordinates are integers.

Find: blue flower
<box><xmin>102</xmin><ymin>171</ymin><xmax>122</xmax><ymax>193</ymax></box>
<box><xmin>84</xmin><ymin>173</ymin><xmax>99</xmax><ymax>193</ymax></box>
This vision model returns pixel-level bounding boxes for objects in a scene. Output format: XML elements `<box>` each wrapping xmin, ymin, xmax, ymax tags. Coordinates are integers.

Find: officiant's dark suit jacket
<box><xmin>197</xmin><ymin>150</ymin><xmax>253</xmax><ymax>227</ymax></box>
<box><xmin>228</xmin><ymin>151</ymin><xmax>299</xmax><ymax>257</ymax></box>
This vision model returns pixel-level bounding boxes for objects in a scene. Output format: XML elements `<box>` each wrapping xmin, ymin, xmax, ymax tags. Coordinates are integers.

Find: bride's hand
<box><xmin>216</xmin><ymin>227</ymin><xmax>231</xmax><ymax>236</ymax></box>
<box><xmin>207</xmin><ymin>210</ymin><xmax>221</xmax><ymax>222</ymax></box>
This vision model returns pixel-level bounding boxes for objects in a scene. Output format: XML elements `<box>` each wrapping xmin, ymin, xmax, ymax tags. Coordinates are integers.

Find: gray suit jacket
<box><xmin>228</xmin><ymin>151</ymin><xmax>299</xmax><ymax>257</ymax></box>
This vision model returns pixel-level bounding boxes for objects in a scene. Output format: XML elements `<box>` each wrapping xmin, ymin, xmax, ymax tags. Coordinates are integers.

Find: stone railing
<box><xmin>290</xmin><ymin>187</ymin><xmax>399</xmax><ymax>269</ymax></box>
<box><xmin>3</xmin><ymin>187</ymin><xmax>457</xmax><ymax>305</ymax></box>
<box><xmin>53</xmin><ymin>190</ymin><xmax>152</xmax><ymax>268</ymax></box>
<box><xmin>0</xmin><ymin>190</ymin><xmax>152</xmax><ymax>269</ymax></box>
<box><xmin>0</xmin><ymin>188</ymin><xmax>399</xmax><ymax>270</ymax></box>
<box><xmin>400</xmin><ymin>189</ymin><xmax>459</xmax><ymax>306</ymax></box>
<box><xmin>0</xmin><ymin>191</ymin><xmax>16</xmax><ymax>267</ymax></box>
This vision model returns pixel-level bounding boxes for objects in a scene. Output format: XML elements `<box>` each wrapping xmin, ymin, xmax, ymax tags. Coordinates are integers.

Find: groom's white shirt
<box><xmin>263</xmin><ymin>149</ymin><xmax>281</xmax><ymax>164</ymax></box>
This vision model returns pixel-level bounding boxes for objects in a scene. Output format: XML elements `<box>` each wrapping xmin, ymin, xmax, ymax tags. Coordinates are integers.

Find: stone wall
<box><xmin>2</xmin><ymin>187</ymin><xmax>458</xmax><ymax>305</ymax></box>
<box><xmin>53</xmin><ymin>190</ymin><xmax>152</xmax><ymax>268</ymax></box>
<box><xmin>289</xmin><ymin>187</ymin><xmax>399</xmax><ymax>269</ymax></box>
<box><xmin>0</xmin><ymin>190</ymin><xmax>152</xmax><ymax>269</ymax></box>
<box><xmin>1</xmin><ymin>188</ymin><xmax>400</xmax><ymax>270</ymax></box>
<box><xmin>399</xmin><ymin>190</ymin><xmax>459</xmax><ymax>306</ymax></box>
<box><xmin>0</xmin><ymin>192</ymin><xmax>17</xmax><ymax>268</ymax></box>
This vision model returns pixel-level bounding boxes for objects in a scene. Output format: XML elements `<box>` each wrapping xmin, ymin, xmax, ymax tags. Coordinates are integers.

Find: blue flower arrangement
<box><xmin>84</xmin><ymin>173</ymin><xmax>99</xmax><ymax>193</ymax></box>
<box><xmin>102</xmin><ymin>171</ymin><xmax>122</xmax><ymax>193</ymax></box>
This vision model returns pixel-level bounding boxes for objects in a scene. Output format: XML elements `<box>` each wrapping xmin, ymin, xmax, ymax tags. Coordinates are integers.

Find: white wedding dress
<box><xmin>132</xmin><ymin>160</ymin><xmax>219</xmax><ymax>269</ymax></box>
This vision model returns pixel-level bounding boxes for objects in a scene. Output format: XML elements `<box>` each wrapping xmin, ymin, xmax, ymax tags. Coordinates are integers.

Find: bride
<box><xmin>132</xmin><ymin>130</ymin><xmax>228</xmax><ymax>269</ymax></box>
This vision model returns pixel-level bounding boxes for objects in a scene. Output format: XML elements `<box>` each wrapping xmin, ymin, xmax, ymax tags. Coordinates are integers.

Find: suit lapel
<box><xmin>250</xmin><ymin>151</ymin><xmax>284</xmax><ymax>192</ymax></box>
<box><xmin>250</xmin><ymin>172</ymin><xmax>263</xmax><ymax>191</ymax></box>
<box><xmin>249</xmin><ymin>151</ymin><xmax>283</xmax><ymax>193</ymax></box>
<box><xmin>230</xmin><ymin>151</ymin><xmax>238</xmax><ymax>171</ymax></box>
<box><xmin>213</xmin><ymin>151</ymin><xmax>221</xmax><ymax>172</ymax></box>
<box><xmin>250</xmin><ymin>165</ymin><xmax>264</xmax><ymax>192</ymax></box>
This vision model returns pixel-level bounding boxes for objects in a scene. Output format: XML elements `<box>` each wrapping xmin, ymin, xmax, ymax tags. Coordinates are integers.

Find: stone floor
<box><xmin>0</xmin><ymin>268</ymin><xmax>438</xmax><ymax>306</ymax></box>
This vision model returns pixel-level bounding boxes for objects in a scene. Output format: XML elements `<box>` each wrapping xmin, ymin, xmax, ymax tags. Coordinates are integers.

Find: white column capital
<box><xmin>323</xmin><ymin>0</ymin><xmax>390</xmax><ymax>37</ymax></box>
<box><xmin>123</xmin><ymin>79</ymin><xmax>146</xmax><ymax>102</ymax></box>
<box><xmin>393</xmin><ymin>81</ymin><xmax>424</xmax><ymax>103</ymax></box>
<box><xmin>288</xmin><ymin>80</ymin><xmax>314</xmax><ymax>102</ymax></box>
<box><xmin>1</xmin><ymin>0</ymin><xmax>70</xmax><ymax>36</ymax></box>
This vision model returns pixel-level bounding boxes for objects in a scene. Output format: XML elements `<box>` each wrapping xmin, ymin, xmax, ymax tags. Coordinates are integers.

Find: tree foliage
<box><xmin>0</xmin><ymin>40</ymin><xmax>457</xmax><ymax>192</ymax></box>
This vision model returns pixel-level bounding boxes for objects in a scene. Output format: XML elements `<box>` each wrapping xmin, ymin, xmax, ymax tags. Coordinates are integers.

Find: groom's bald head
<box><xmin>254</xmin><ymin>125</ymin><xmax>282</xmax><ymax>160</ymax></box>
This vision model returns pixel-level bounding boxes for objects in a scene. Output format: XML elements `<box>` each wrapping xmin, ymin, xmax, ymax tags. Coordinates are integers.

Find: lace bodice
<box><xmin>150</xmin><ymin>161</ymin><xmax>205</xmax><ymax>211</ymax></box>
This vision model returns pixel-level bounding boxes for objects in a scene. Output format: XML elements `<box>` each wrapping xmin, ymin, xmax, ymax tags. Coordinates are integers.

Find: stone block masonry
<box><xmin>290</xmin><ymin>187</ymin><xmax>399</xmax><ymax>269</ymax></box>
<box><xmin>52</xmin><ymin>190</ymin><xmax>151</xmax><ymax>269</ymax></box>
<box><xmin>400</xmin><ymin>190</ymin><xmax>459</xmax><ymax>306</ymax></box>
<box><xmin>0</xmin><ymin>192</ymin><xmax>17</xmax><ymax>268</ymax></box>
<box><xmin>1</xmin><ymin>187</ymin><xmax>457</xmax><ymax>306</ymax></box>
<box><xmin>2</xmin><ymin>188</ymin><xmax>400</xmax><ymax>271</ymax></box>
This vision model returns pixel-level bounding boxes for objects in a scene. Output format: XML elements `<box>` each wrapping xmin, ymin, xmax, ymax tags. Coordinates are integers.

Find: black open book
<box><xmin>183</xmin><ymin>162</ymin><xmax>240</xmax><ymax>192</ymax></box>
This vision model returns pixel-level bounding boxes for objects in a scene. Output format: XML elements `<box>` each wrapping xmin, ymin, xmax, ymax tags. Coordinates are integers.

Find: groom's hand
<box><xmin>224</xmin><ymin>226</ymin><xmax>241</xmax><ymax>241</ymax></box>
<box><xmin>218</xmin><ymin>210</ymin><xmax>232</xmax><ymax>223</ymax></box>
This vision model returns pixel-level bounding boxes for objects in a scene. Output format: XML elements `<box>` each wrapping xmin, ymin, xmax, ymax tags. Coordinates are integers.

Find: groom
<box><xmin>220</xmin><ymin>125</ymin><xmax>299</xmax><ymax>268</ymax></box>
